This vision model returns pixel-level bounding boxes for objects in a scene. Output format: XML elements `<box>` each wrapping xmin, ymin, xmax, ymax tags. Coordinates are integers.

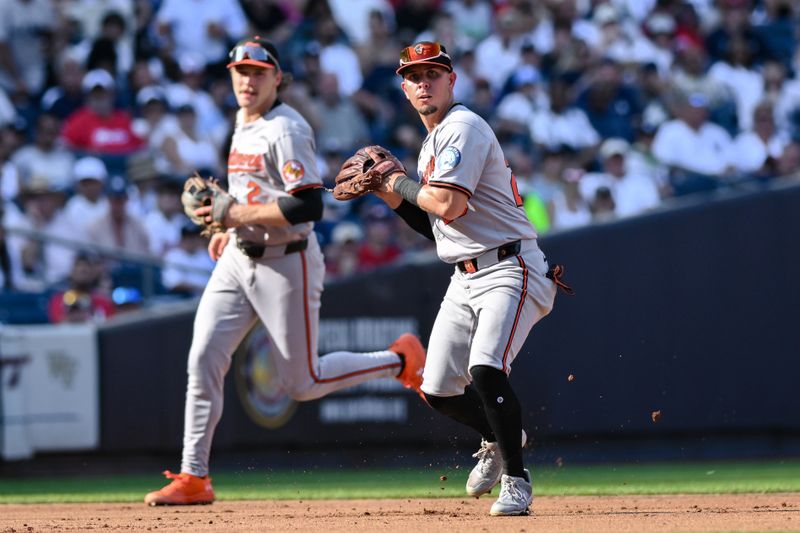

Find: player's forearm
<box><xmin>388</xmin><ymin>174</ymin><xmax>468</xmax><ymax>220</ymax></box>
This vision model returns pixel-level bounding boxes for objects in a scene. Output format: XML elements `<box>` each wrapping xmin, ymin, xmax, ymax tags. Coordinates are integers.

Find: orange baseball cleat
<box><xmin>144</xmin><ymin>471</ymin><xmax>215</xmax><ymax>506</ymax></box>
<box><xmin>390</xmin><ymin>333</ymin><xmax>426</xmax><ymax>398</ymax></box>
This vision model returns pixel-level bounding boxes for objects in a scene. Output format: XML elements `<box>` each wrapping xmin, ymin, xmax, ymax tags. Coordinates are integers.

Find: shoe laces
<box><xmin>472</xmin><ymin>440</ymin><xmax>497</xmax><ymax>474</ymax></box>
<box><xmin>498</xmin><ymin>476</ymin><xmax>526</xmax><ymax>503</ymax></box>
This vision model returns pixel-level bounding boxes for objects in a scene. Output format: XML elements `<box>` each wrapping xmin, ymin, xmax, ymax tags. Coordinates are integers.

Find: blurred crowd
<box><xmin>1</xmin><ymin>0</ymin><xmax>799</xmax><ymax>323</ymax></box>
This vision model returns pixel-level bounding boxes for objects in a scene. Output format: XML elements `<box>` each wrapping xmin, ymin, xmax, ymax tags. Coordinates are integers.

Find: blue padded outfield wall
<box><xmin>97</xmin><ymin>181</ymin><xmax>800</xmax><ymax>461</ymax></box>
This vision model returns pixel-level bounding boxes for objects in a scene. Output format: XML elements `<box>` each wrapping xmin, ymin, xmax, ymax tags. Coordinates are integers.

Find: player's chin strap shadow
<box><xmin>546</xmin><ymin>265</ymin><xmax>575</xmax><ymax>296</ymax></box>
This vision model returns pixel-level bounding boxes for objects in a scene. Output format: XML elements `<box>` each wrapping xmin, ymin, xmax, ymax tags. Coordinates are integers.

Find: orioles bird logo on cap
<box><xmin>414</xmin><ymin>44</ymin><xmax>424</xmax><ymax>55</ymax></box>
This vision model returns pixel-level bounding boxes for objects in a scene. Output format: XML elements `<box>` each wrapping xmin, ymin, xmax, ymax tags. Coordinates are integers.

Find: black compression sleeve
<box><xmin>277</xmin><ymin>187</ymin><xmax>323</xmax><ymax>224</ymax></box>
<box><xmin>394</xmin><ymin>200</ymin><xmax>434</xmax><ymax>241</ymax></box>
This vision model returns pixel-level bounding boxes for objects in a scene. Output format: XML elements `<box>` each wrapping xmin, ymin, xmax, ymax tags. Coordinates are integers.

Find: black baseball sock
<box><xmin>424</xmin><ymin>385</ymin><xmax>495</xmax><ymax>442</ymax></box>
<box><xmin>469</xmin><ymin>365</ymin><xmax>525</xmax><ymax>478</ymax></box>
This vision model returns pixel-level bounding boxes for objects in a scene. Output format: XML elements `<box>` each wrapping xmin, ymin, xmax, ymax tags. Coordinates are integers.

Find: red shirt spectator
<box><xmin>61</xmin><ymin>69</ymin><xmax>143</xmax><ymax>155</ymax></box>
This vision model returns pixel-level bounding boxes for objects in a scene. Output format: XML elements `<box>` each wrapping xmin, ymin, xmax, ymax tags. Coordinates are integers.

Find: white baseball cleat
<box><xmin>489</xmin><ymin>469</ymin><xmax>533</xmax><ymax>516</ymax></box>
<box><xmin>465</xmin><ymin>429</ymin><xmax>527</xmax><ymax>497</ymax></box>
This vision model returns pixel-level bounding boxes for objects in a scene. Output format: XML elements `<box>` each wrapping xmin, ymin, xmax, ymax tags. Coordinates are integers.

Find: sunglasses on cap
<box><xmin>228</xmin><ymin>44</ymin><xmax>279</xmax><ymax>69</ymax></box>
<box><xmin>399</xmin><ymin>42</ymin><xmax>451</xmax><ymax>66</ymax></box>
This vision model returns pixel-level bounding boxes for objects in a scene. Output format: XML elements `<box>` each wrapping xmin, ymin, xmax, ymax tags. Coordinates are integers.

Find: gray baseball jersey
<box><xmin>180</xmin><ymin>102</ymin><xmax>403</xmax><ymax>477</ymax></box>
<box><xmin>418</xmin><ymin>104</ymin><xmax>537</xmax><ymax>264</ymax></box>
<box><xmin>415</xmin><ymin>104</ymin><xmax>557</xmax><ymax>396</ymax></box>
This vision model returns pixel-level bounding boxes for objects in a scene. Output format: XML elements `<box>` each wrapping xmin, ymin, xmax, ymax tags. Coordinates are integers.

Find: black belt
<box><xmin>237</xmin><ymin>238</ymin><xmax>308</xmax><ymax>259</ymax></box>
<box><xmin>457</xmin><ymin>240</ymin><xmax>521</xmax><ymax>274</ymax></box>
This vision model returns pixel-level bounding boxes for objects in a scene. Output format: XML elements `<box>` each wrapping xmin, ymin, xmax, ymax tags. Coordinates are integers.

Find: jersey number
<box><xmin>510</xmin><ymin>172</ymin><xmax>524</xmax><ymax>207</ymax></box>
<box><xmin>246</xmin><ymin>181</ymin><xmax>262</xmax><ymax>205</ymax></box>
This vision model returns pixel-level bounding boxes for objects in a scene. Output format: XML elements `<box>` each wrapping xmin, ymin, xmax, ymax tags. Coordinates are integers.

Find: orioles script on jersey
<box><xmin>228</xmin><ymin>148</ymin><xmax>266</xmax><ymax>174</ymax></box>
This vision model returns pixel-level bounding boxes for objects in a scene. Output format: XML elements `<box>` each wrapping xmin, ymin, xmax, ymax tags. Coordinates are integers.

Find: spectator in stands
<box><xmin>325</xmin><ymin>220</ymin><xmax>363</xmax><ymax>278</ymax></box>
<box><xmin>0</xmin><ymin>203</ymin><xmax>13</xmax><ymax>290</ymax></box>
<box><xmin>165</xmin><ymin>54</ymin><xmax>228</xmax><ymax>148</ymax></box>
<box><xmin>0</xmin><ymin>0</ymin><xmax>56</xmax><ymax>99</ymax></box>
<box><xmin>529</xmin><ymin>75</ymin><xmax>600</xmax><ymax>165</ymax></box>
<box><xmin>495</xmin><ymin>65</ymin><xmax>546</xmax><ymax>146</ymax></box>
<box><xmin>579</xmin><ymin>138</ymin><xmax>661</xmax><ymax>218</ymax></box>
<box><xmin>550</xmin><ymin>165</ymin><xmax>592</xmax><ymax>232</ymax></box>
<box><xmin>474</xmin><ymin>7</ymin><xmax>524</xmax><ymax>93</ymax></box>
<box><xmin>355</xmin><ymin>9</ymin><xmax>400</xmax><ymax>77</ymax></box>
<box><xmin>652</xmin><ymin>91</ymin><xmax>736</xmax><ymax>195</ymax></box>
<box><xmin>444</xmin><ymin>0</ymin><xmax>493</xmax><ymax>44</ymax></box>
<box><xmin>733</xmin><ymin>100</ymin><xmax>790</xmax><ymax>179</ymax></box>
<box><xmin>705</xmin><ymin>0</ymin><xmax>767</xmax><ymax>65</ymax></box>
<box><xmin>11</xmin><ymin>113</ymin><xmax>75</xmax><ymax>193</ymax></box>
<box><xmin>708</xmin><ymin>35</ymin><xmax>765</xmax><ymax>131</ymax></box>
<box><xmin>61</xmin><ymin>69</ymin><xmax>144</xmax><ymax>156</ymax></box>
<box><xmin>158</xmin><ymin>101</ymin><xmax>219</xmax><ymax>177</ymax></box>
<box><xmin>626</xmin><ymin>122</ymin><xmax>671</xmax><ymax>199</ymax></box>
<box><xmin>575</xmin><ymin>58</ymin><xmax>642</xmax><ymax>142</ymax></box>
<box><xmin>125</xmin><ymin>150</ymin><xmax>163</xmax><ymax>218</ymax></box>
<box><xmin>642</xmin><ymin>13</ymin><xmax>677</xmax><ymax>77</ymax></box>
<box><xmin>154</xmin><ymin>0</ymin><xmax>248</xmax><ymax>76</ymax></box>
<box><xmin>327</xmin><ymin>0</ymin><xmax>394</xmax><ymax>47</ymax></box>
<box><xmin>755</xmin><ymin>0</ymin><xmax>796</xmax><ymax>70</ymax></box>
<box><xmin>395</xmin><ymin>0</ymin><xmax>441</xmax><ymax>42</ymax></box>
<box><xmin>160</xmin><ymin>222</ymin><xmax>214</xmax><ymax>296</ymax></box>
<box><xmin>670</xmin><ymin>45</ymin><xmax>736</xmax><ymax>130</ymax></box>
<box><xmin>356</xmin><ymin>203</ymin><xmax>401</xmax><ymax>272</ymax></box>
<box><xmin>40</xmin><ymin>54</ymin><xmax>86</xmax><ymax>120</ymax></box>
<box><xmin>313</xmin><ymin>15</ymin><xmax>363</xmax><ymax>97</ymax></box>
<box><xmin>310</xmin><ymin>72</ymin><xmax>370</xmax><ymax>155</ymax></box>
<box><xmin>5</xmin><ymin>175</ymin><xmax>75</xmax><ymax>291</ymax></box>
<box><xmin>761</xmin><ymin>60</ymin><xmax>800</xmax><ymax>137</ymax></box>
<box><xmin>144</xmin><ymin>179</ymin><xmax>186</xmax><ymax>257</ymax></box>
<box><xmin>238</xmin><ymin>0</ymin><xmax>299</xmax><ymax>45</ymax></box>
<box><xmin>47</xmin><ymin>252</ymin><xmax>114</xmax><ymax>324</ymax></box>
<box><xmin>131</xmin><ymin>85</ymin><xmax>176</xmax><ymax>157</ymax></box>
<box><xmin>64</xmin><ymin>157</ymin><xmax>110</xmax><ymax>235</ymax></box>
<box><xmin>85</xmin><ymin>175</ymin><xmax>149</xmax><ymax>255</ymax></box>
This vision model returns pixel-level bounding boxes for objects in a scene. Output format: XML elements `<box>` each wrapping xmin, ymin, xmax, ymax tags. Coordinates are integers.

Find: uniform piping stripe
<box><xmin>428</xmin><ymin>181</ymin><xmax>473</xmax><ymax>198</ymax></box>
<box><xmin>302</xmin><ymin>251</ymin><xmax>402</xmax><ymax>384</ymax></box>
<box><xmin>289</xmin><ymin>184</ymin><xmax>324</xmax><ymax>195</ymax></box>
<box><xmin>501</xmin><ymin>256</ymin><xmax>528</xmax><ymax>372</ymax></box>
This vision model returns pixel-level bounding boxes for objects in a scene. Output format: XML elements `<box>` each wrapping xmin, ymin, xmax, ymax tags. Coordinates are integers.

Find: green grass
<box><xmin>1</xmin><ymin>460</ymin><xmax>799</xmax><ymax>504</ymax></box>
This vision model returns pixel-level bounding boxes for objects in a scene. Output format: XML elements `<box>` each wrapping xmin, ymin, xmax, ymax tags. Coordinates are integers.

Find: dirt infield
<box><xmin>1</xmin><ymin>493</ymin><xmax>798</xmax><ymax>532</ymax></box>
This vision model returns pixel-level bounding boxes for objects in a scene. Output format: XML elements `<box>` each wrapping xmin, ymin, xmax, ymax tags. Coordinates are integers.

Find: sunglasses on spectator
<box><xmin>228</xmin><ymin>45</ymin><xmax>279</xmax><ymax>69</ymax></box>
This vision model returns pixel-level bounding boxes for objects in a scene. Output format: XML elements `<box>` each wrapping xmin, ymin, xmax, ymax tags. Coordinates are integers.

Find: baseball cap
<box><xmin>593</xmin><ymin>4</ymin><xmax>619</xmax><ymax>26</ymax></box>
<box><xmin>107</xmin><ymin>175</ymin><xmax>129</xmax><ymax>197</ymax></box>
<box><xmin>227</xmin><ymin>37</ymin><xmax>281</xmax><ymax>70</ymax></box>
<box><xmin>136</xmin><ymin>85</ymin><xmax>167</xmax><ymax>107</ymax></box>
<box><xmin>511</xmin><ymin>66</ymin><xmax>541</xmax><ymax>89</ymax></box>
<box><xmin>73</xmin><ymin>156</ymin><xmax>108</xmax><ymax>182</ymax></box>
<box><xmin>646</xmin><ymin>13</ymin><xmax>676</xmax><ymax>35</ymax></box>
<box><xmin>599</xmin><ymin>138</ymin><xmax>630</xmax><ymax>159</ymax></box>
<box><xmin>397</xmin><ymin>41</ymin><xmax>453</xmax><ymax>76</ymax></box>
<box><xmin>82</xmin><ymin>69</ymin><xmax>115</xmax><ymax>93</ymax></box>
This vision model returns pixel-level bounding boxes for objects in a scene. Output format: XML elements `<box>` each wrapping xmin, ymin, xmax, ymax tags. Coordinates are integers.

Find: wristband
<box><xmin>393</xmin><ymin>174</ymin><xmax>422</xmax><ymax>206</ymax></box>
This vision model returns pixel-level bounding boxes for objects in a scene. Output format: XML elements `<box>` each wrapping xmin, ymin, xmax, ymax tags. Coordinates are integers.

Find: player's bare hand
<box><xmin>208</xmin><ymin>232</ymin><xmax>230</xmax><ymax>261</ymax></box>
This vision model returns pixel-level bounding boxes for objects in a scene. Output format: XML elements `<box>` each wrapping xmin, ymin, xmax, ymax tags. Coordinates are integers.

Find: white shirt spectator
<box><xmin>155</xmin><ymin>0</ymin><xmax>248</xmax><ymax>66</ymax></box>
<box><xmin>327</xmin><ymin>0</ymin><xmax>395</xmax><ymax>46</ymax></box>
<box><xmin>1</xmin><ymin>160</ymin><xmax>18</xmax><ymax>202</ymax></box>
<box><xmin>12</xmin><ymin>146</ymin><xmax>75</xmax><ymax>193</ymax></box>
<box><xmin>319</xmin><ymin>43</ymin><xmax>363</xmax><ymax>97</ymax></box>
<box><xmin>144</xmin><ymin>209</ymin><xmax>185</xmax><ymax>257</ymax></box>
<box><xmin>0</xmin><ymin>86</ymin><xmax>16</xmax><ymax>126</ymax></box>
<box><xmin>579</xmin><ymin>171</ymin><xmax>660</xmax><ymax>218</ymax></box>
<box><xmin>6</xmin><ymin>207</ymin><xmax>76</xmax><ymax>291</ymax></box>
<box><xmin>0</xmin><ymin>0</ymin><xmax>56</xmax><ymax>95</ymax></box>
<box><xmin>732</xmin><ymin>130</ymin><xmax>790</xmax><ymax>174</ymax></box>
<box><xmin>443</xmin><ymin>0</ymin><xmax>493</xmax><ymax>43</ymax></box>
<box><xmin>652</xmin><ymin>119</ymin><xmax>735</xmax><ymax>176</ymax></box>
<box><xmin>529</xmin><ymin>107</ymin><xmax>600</xmax><ymax>150</ymax></box>
<box><xmin>708</xmin><ymin>61</ymin><xmax>764</xmax><ymax>131</ymax></box>
<box><xmin>550</xmin><ymin>189</ymin><xmax>592</xmax><ymax>231</ymax></box>
<box><xmin>64</xmin><ymin>194</ymin><xmax>109</xmax><ymax>234</ymax></box>
<box><xmin>474</xmin><ymin>35</ymin><xmax>522</xmax><ymax>92</ymax></box>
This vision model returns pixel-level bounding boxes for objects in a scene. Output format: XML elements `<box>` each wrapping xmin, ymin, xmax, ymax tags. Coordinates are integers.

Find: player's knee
<box><xmin>424</xmin><ymin>393</ymin><xmax>459</xmax><ymax>416</ymax></box>
<box><xmin>283</xmin><ymin>382</ymin><xmax>321</xmax><ymax>402</ymax></box>
<box><xmin>469</xmin><ymin>364</ymin><xmax>506</xmax><ymax>390</ymax></box>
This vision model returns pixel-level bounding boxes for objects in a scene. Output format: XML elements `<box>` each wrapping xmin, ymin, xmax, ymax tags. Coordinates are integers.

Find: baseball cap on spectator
<box><xmin>82</xmin><ymin>69</ymin><xmax>115</xmax><ymax>93</ymax></box>
<box><xmin>686</xmin><ymin>92</ymin><xmax>709</xmax><ymax>108</ymax></box>
<box><xmin>599</xmin><ymin>138</ymin><xmax>630</xmax><ymax>159</ymax></box>
<box><xmin>73</xmin><ymin>156</ymin><xmax>108</xmax><ymax>183</ymax></box>
<box><xmin>511</xmin><ymin>66</ymin><xmax>541</xmax><ymax>89</ymax></box>
<box><xmin>107</xmin><ymin>175</ymin><xmax>129</xmax><ymax>197</ymax></box>
<box><xmin>593</xmin><ymin>4</ymin><xmax>619</xmax><ymax>26</ymax></box>
<box><xmin>136</xmin><ymin>85</ymin><xmax>168</xmax><ymax>108</ymax></box>
<box><xmin>331</xmin><ymin>221</ymin><xmax>364</xmax><ymax>244</ymax></box>
<box><xmin>646</xmin><ymin>13</ymin><xmax>676</xmax><ymax>35</ymax></box>
<box><xmin>304</xmin><ymin>41</ymin><xmax>322</xmax><ymax>57</ymax></box>
<box><xmin>397</xmin><ymin>41</ymin><xmax>453</xmax><ymax>76</ymax></box>
<box><xmin>227</xmin><ymin>37</ymin><xmax>281</xmax><ymax>70</ymax></box>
